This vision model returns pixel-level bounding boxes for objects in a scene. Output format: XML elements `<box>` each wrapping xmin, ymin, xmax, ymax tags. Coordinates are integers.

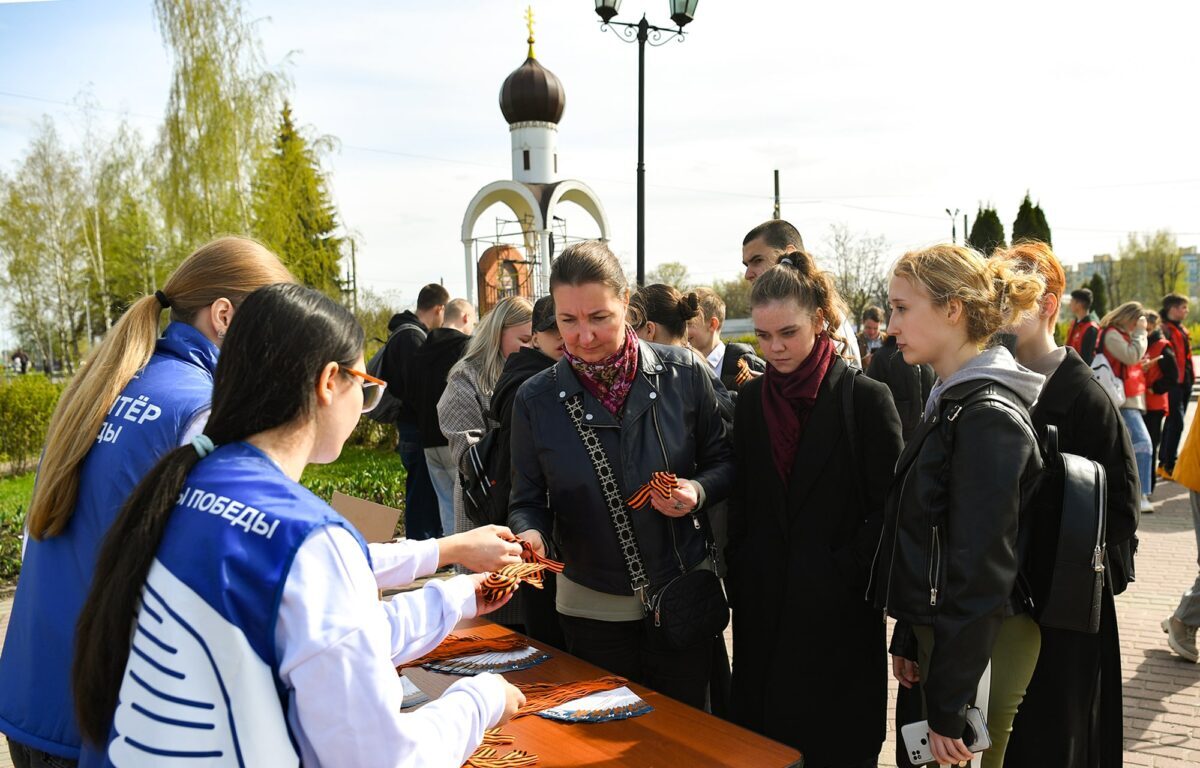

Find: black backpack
<box><xmin>364</xmin><ymin>323</ymin><xmax>425</xmax><ymax>424</ymax></box>
<box><xmin>459</xmin><ymin>421</ymin><xmax>505</xmax><ymax>526</ymax></box>
<box><xmin>941</xmin><ymin>394</ymin><xmax>1106</xmax><ymax>634</ymax></box>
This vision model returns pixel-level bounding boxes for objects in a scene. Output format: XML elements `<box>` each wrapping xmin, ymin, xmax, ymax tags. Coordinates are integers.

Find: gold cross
<box><xmin>525</xmin><ymin>5</ymin><xmax>536</xmax><ymax>59</ymax></box>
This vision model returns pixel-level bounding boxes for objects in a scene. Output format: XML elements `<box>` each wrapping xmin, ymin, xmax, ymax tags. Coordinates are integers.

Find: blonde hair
<box><xmin>1101</xmin><ymin>301</ymin><xmax>1145</xmax><ymax>331</ymax></box>
<box><xmin>454</xmin><ymin>296</ymin><xmax>533</xmax><ymax>396</ymax></box>
<box><xmin>891</xmin><ymin>244</ymin><xmax>1043</xmax><ymax>345</ymax></box>
<box><xmin>26</xmin><ymin>236</ymin><xmax>294</xmax><ymax>539</ymax></box>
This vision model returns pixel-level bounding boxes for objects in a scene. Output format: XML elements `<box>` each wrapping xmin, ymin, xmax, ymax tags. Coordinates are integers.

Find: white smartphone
<box><xmin>901</xmin><ymin>706</ymin><xmax>992</xmax><ymax>766</ymax></box>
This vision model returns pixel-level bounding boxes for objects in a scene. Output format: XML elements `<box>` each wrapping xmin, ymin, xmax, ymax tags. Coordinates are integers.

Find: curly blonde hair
<box><xmin>892</xmin><ymin>244</ymin><xmax>1043</xmax><ymax>344</ymax></box>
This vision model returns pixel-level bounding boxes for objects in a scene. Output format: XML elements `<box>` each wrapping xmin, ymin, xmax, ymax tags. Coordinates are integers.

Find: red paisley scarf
<box><xmin>564</xmin><ymin>326</ymin><xmax>640</xmax><ymax>416</ymax></box>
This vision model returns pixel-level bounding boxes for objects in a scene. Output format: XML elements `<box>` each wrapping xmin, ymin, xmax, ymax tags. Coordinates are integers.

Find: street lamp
<box><xmin>945</xmin><ymin>208</ymin><xmax>960</xmax><ymax>245</ymax></box>
<box><xmin>594</xmin><ymin>1</ymin><xmax>698</xmax><ymax>287</ymax></box>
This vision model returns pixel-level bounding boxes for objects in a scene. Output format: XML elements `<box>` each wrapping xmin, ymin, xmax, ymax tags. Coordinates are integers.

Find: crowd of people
<box><xmin>0</xmin><ymin>219</ymin><xmax>1197</xmax><ymax>768</ymax></box>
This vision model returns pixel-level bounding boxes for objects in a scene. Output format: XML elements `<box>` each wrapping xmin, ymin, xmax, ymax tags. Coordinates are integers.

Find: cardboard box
<box><xmin>330</xmin><ymin>491</ymin><xmax>403</xmax><ymax>544</ymax></box>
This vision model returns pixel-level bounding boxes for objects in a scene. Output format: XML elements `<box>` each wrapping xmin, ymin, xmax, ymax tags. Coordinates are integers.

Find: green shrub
<box><xmin>301</xmin><ymin>445</ymin><xmax>408</xmax><ymax>537</ymax></box>
<box><xmin>0</xmin><ymin>472</ymin><xmax>35</xmax><ymax>585</ymax></box>
<box><xmin>347</xmin><ymin>417</ymin><xmax>396</xmax><ymax>450</ymax></box>
<box><xmin>0</xmin><ymin>375</ymin><xmax>63</xmax><ymax>473</ymax></box>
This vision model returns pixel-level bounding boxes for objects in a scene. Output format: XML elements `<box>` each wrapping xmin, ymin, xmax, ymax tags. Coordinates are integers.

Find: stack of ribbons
<box><xmin>402</xmin><ymin>634</ymin><xmax>548</xmax><ymax>674</ymax></box>
<box><xmin>463</xmin><ymin>729</ymin><xmax>538</xmax><ymax>768</ymax></box>
<box><xmin>514</xmin><ymin>675</ymin><xmax>652</xmax><ymax>723</ymax></box>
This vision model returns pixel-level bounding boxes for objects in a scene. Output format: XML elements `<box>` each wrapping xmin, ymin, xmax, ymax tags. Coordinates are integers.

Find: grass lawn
<box><xmin>0</xmin><ymin>445</ymin><xmax>406</xmax><ymax>587</ymax></box>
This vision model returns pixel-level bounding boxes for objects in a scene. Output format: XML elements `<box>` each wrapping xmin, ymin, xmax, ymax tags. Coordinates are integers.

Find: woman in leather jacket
<box><xmin>508</xmin><ymin>241</ymin><xmax>733</xmax><ymax>709</ymax></box>
<box><xmin>869</xmin><ymin>244</ymin><xmax>1046</xmax><ymax>768</ymax></box>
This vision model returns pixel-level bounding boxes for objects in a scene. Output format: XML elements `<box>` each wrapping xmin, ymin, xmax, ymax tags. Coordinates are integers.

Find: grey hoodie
<box><xmin>923</xmin><ymin>345</ymin><xmax>1046</xmax><ymax>420</ymax></box>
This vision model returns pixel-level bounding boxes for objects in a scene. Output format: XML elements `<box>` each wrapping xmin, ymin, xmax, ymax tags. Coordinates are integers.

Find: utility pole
<box><xmin>773</xmin><ymin>170</ymin><xmax>781</xmax><ymax>219</ymax></box>
<box><xmin>964</xmin><ymin>213</ymin><xmax>969</xmax><ymax>246</ymax></box>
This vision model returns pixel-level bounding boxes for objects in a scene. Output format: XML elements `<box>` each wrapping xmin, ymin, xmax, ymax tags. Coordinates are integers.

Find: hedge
<box><xmin>0</xmin><ymin>375</ymin><xmax>63</xmax><ymax>474</ymax></box>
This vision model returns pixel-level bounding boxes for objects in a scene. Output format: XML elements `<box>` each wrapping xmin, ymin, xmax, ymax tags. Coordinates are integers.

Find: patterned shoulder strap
<box><xmin>562</xmin><ymin>392</ymin><xmax>651</xmax><ymax>602</ymax></box>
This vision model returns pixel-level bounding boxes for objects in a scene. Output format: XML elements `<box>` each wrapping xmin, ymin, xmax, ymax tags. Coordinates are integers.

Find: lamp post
<box><xmin>594</xmin><ymin>0</ymin><xmax>699</xmax><ymax>287</ymax></box>
<box><xmin>945</xmin><ymin>208</ymin><xmax>960</xmax><ymax>245</ymax></box>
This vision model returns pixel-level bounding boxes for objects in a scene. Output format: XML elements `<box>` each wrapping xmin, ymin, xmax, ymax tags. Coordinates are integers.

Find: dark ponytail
<box><xmin>630</xmin><ymin>284</ymin><xmax>702</xmax><ymax>341</ymax></box>
<box><xmin>73</xmin><ymin>284</ymin><xmax>364</xmax><ymax>746</ymax></box>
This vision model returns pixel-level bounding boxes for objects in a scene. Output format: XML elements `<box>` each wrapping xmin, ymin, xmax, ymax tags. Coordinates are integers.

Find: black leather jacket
<box><xmin>508</xmin><ymin>340</ymin><xmax>733</xmax><ymax>595</ymax></box>
<box><xmin>868</xmin><ymin>379</ymin><xmax>1042</xmax><ymax>735</ymax></box>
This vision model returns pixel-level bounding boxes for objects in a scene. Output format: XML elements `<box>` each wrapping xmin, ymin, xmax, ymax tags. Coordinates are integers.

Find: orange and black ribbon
<box><xmin>625</xmin><ymin>471</ymin><xmax>678</xmax><ymax>510</ymax></box>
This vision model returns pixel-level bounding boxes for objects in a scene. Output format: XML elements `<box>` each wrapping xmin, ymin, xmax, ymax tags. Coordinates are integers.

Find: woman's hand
<box><xmin>929</xmin><ymin>730</ymin><xmax>974</xmax><ymax>767</ymax></box>
<box><xmin>651</xmin><ymin>477</ymin><xmax>699</xmax><ymax>518</ymax></box>
<box><xmin>438</xmin><ymin>525</ymin><xmax>523</xmax><ymax>573</ymax></box>
<box><xmin>515</xmin><ymin>529</ymin><xmax>546</xmax><ymax>558</ymax></box>
<box><xmin>469</xmin><ymin>573</ymin><xmax>517</xmax><ymax>617</ymax></box>
<box><xmin>496</xmin><ymin>679</ymin><xmax>527</xmax><ymax>726</ymax></box>
<box><xmin>891</xmin><ymin>655</ymin><xmax>920</xmax><ymax>689</ymax></box>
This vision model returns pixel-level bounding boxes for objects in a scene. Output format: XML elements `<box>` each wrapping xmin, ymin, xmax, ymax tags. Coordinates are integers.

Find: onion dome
<box><xmin>498</xmin><ymin>12</ymin><xmax>565</xmax><ymax>125</ymax></box>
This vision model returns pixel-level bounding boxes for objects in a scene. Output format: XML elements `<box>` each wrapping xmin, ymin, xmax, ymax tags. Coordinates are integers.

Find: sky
<box><xmin>2</xmin><ymin>0</ymin><xmax>1200</xmax><ymax>311</ymax></box>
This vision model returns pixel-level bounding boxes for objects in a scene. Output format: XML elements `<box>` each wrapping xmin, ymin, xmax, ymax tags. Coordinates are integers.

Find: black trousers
<box><xmin>1160</xmin><ymin>384</ymin><xmax>1189</xmax><ymax>472</ymax></box>
<box><xmin>558</xmin><ymin>613</ymin><xmax>711</xmax><ymax>710</ymax></box>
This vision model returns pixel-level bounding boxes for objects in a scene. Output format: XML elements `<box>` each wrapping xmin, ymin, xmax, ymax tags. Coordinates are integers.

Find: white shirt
<box><xmin>275</xmin><ymin>526</ymin><xmax>506</xmax><ymax>767</ymax></box>
<box><xmin>706</xmin><ymin>341</ymin><xmax>726</xmax><ymax>374</ymax></box>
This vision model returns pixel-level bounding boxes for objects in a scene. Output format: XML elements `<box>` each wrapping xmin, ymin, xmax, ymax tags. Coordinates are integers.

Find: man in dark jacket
<box><xmin>866</xmin><ymin>332</ymin><xmax>935</xmax><ymax>443</ymax></box>
<box><xmin>379</xmin><ymin>283</ymin><xmax>448</xmax><ymax>540</ymax></box>
<box><xmin>687</xmin><ymin>287</ymin><xmax>765</xmax><ymax>397</ymax></box>
<box><xmin>1065</xmin><ymin>288</ymin><xmax>1101</xmax><ymax>366</ymax></box>
<box><xmin>1159</xmin><ymin>293</ymin><xmax>1193</xmax><ymax>476</ymax></box>
<box><xmin>413</xmin><ymin>297</ymin><xmax>474</xmax><ymax>539</ymax></box>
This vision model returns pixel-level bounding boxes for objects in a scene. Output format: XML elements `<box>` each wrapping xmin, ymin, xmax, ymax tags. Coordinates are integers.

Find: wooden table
<box><xmin>401</xmin><ymin>618</ymin><xmax>802</xmax><ymax>768</ymax></box>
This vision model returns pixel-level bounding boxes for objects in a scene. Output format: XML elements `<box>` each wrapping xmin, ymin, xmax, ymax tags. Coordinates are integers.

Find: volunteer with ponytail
<box><xmin>728</xmin><ymin>255</ymin><xmax>903</xmax><ymax>767</ymax></box>
<box><xmin>0</xmin><ymin>237</ymin><xmax>293</xmax><ymax>765</ymax></box>
<box><xmin>73</xmin><ymin>284</ymin><xmax>523</xmax><ymax>767</ymax></box>
<box><xmin>869</xmin><ymin>245</ymin><xmax>1046</xmax><ymax>768</ymax></box>
<box><xmin>1098</xmin><ymin>301</ymin><xmax>1155</xmax><ymax>512</ymax></box>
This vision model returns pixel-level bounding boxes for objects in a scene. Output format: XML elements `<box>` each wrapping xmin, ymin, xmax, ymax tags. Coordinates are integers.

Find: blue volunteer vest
<box><xmin>88</xmin><ymin>441</ymin><xmax>370</xmax><ymax>768</ymax></box>
<box><xmin>0</xmin><ymin>323</ymin><xmax>219</xmax><ymax>759</ymax></box>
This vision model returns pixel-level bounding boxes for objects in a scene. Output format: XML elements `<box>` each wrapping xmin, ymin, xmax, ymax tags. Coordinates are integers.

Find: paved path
<box><xmin>2</xmin><ymin>488</ymin><xmax>1200</xmax><ymax>766</ymax></box>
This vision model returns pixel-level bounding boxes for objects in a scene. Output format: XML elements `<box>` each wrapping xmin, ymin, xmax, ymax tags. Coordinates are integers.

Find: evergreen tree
<box><xmin>967</xmin><ymin>206</ymin><xmax>1006</xmax><ymax>255</ymax></box>
<box><xmin>1012</xmin><ymin>192</ymin><xmax>1052</xmax><ymax>245</ymax></box>
<box><xmin>1087</xmin><ymin>272</ymin><xmax>1108</xmax><ymax>319</ymax></box>
<box><xmin>251</xmin><ymin>104</ymin><xmax>342</xmax><ymax>295</ymax></box>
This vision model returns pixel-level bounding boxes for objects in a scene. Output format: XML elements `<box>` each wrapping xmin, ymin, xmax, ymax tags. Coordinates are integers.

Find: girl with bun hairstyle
<box><xmin>870</xmin><ymin>245</ymin><xmax>1047</xmax><ymax>767</ymax></box>
<box><xmin>728</xmin><ymin>253</ymin><xmax>903</xmax><ymax>767</ymax></box>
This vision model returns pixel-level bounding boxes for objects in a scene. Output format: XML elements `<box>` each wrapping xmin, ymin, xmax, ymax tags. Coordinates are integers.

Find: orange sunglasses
<box><xmin>343</xmin><ymin>367</ymin><xmax>388</xmax><ymax>413</ymax></box>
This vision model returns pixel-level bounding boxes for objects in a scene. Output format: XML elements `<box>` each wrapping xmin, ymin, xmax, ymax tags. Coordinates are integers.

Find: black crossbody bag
<box><xmin>561</xmin><ymin>387</ymin><xmax>729</xmax><ymax>650</ymax></box>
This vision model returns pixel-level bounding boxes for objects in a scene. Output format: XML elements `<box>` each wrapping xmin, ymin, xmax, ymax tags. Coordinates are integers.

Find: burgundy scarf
<box><xmin>762</xmin><ymin>332</ymin><xmax>836</xmax><ymax>481</ymax></box>
<box><xmin>564</xmin><ymin>325</ymin><xmax>640</xmax><ymax>416</ymax></box>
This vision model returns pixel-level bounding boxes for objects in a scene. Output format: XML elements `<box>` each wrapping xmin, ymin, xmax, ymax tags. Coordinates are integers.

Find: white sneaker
<box><xmin>1163</xmin><ymin>617</ymin><xmax>1200</xmax><ymax>662</ymax></box>
<box><xmin>1141</xmin><ymin>496</ymin><xmax>1155</xmax><ymax>514</ymax></box>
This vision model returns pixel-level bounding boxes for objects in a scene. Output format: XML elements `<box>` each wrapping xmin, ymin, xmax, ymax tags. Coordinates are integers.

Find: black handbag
<box><xmin>562</xmin><ymin>389</ymin><xmax>729</xmax><ymax>650</ymax></box>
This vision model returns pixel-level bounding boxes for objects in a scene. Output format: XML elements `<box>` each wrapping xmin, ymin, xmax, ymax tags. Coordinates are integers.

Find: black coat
<box><xmin>718</xmin><ymin>342</ymin><xmax>766</xmax><ymax>396</ymax></box>
<box><xmin>508</xmin><ymin>341</ymin><xmax>733</xmax><ymax>595</ymax></box>
<box><xmin>1004</xmin><ymin>348</ymin><xmax>1139</xmax><ymax>768</ymax></box>
<box><xmin>379</xmin><ymin>310</ymin><xmax>428</xmax><ymax>424</ymax></box>
<box><xmin>728</xmin><ymin>358</ymin><xmax>903</xmax><ymax>766</ymax></box>
<box><xmin>866</xmin><ymin>336</ymin><xmax>934</xmax><ymax>442</ymax></box>
<box><xmin>492</xmin><ymin>347</ymin><xmax>558</xmax><ymax>520</ymax></box>
<box><xmin>410</xmin><ymin>328</ymin><xmax>470</xmax><ymax>448</ymax></box>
